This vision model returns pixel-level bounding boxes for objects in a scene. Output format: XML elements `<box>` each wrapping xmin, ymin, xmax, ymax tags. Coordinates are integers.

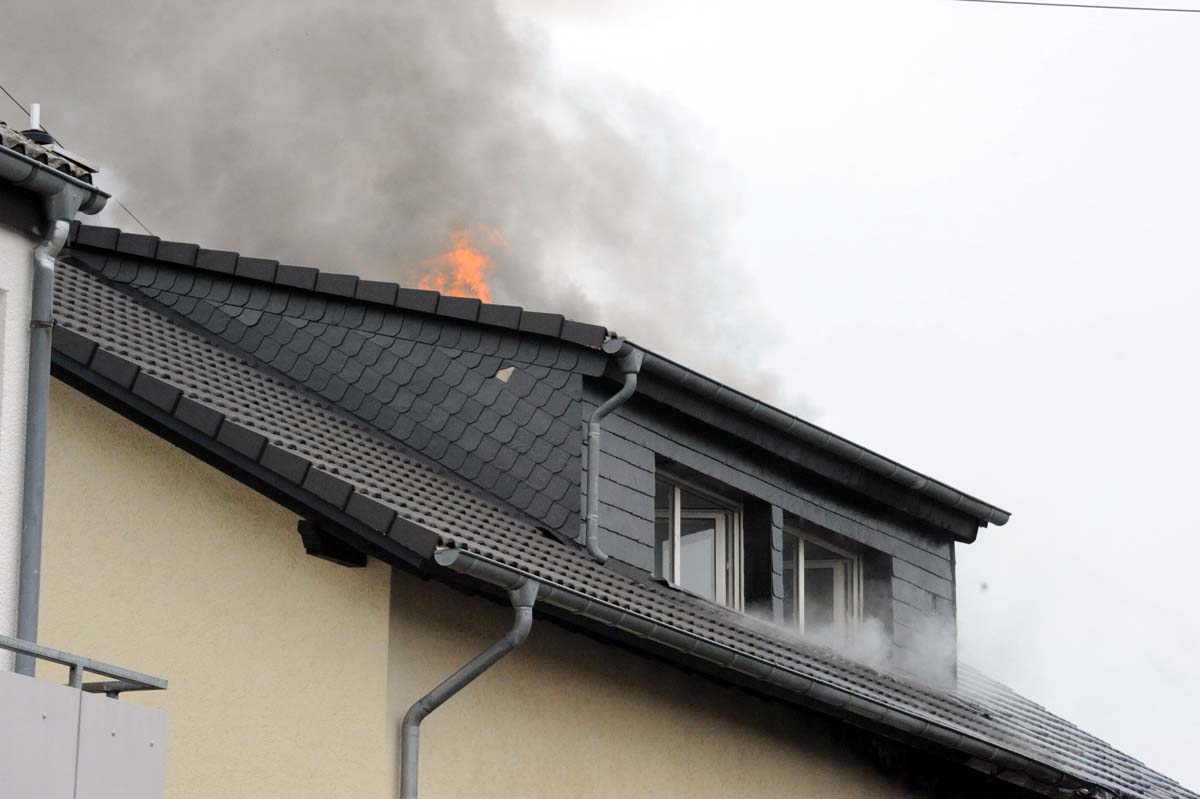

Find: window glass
<box><xmin>654</xmin><ymin>518</ymin><xmax>672</xmax><ymax>581</ymax></box>
<box><xmin>804</xmin><ymin>541</ymin><xmax>842</xmax><ymax>561</ymax></box>
<box><xmin>781</xmin><ymin>534</ymin><xmax>800</xmax><ymax>628</ymax></box>
<box><xmin>782</xmin><ymin>529</ymin><xmax>860</xmax><ymax>639</ymax></box>
<box><xmin>804</xmin><ymin>565</ymin><xmax>836</xmax><ymax>632</ymax></box>
<box><xmin>653</xmin><ymin>473</ymin><xmax>742</xmax><ymax>609</ymax></box>
<box><xmin>654</xmin><ymin>480</ymin><xmax>672</xmax><ymax>512</ymax></box>
<box><xmin>680</xmin><ymin>488</ymin><xmax>714</xmax><ymax>510</ymax></box>
<box><xmin>679</xmin><ymin>518</ymin><xmax>717</xmax><ymax>601</ymax></box>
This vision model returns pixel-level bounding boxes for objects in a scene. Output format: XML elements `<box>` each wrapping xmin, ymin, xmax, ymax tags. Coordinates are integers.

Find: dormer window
<box><xmin>654</xmin><ymin>477</ymin><xmax>743</xmax><ymax>610</ymax></box>
<box><xmin>781</xmin><ymin>527</ymin><xmax>863</xmax><ymax>641</ymax></box>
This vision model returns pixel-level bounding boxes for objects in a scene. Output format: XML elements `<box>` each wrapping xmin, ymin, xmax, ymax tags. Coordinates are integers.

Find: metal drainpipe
<box><xmin>583</xmin><ymin>339</ymin><xmax>643</xmax><ymax>563</ymax></box>
<box><xmin>14</xmin><ymin>219</ymin><xmax>69</xmax><ymax>676</ymax></box>
<box><xmin>399</xmin><ymin>549</ymin><xmax>539</xmax><ymax>799</ymax></box>
<box><xmin>0</xmin><ymin>142</ymin><xmax>108</xmax><ymax>676</ymax></box>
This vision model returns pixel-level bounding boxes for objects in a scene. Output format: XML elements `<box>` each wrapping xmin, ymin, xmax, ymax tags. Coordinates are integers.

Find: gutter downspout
<box><xmin>583</xmin><ymin>339</ymin><xmax>643</xmax><ymax>563</ymax></box>
<box><xmin>399</xmin><ymin>549</ymin><xmax>539</xmax><ymax>799</ymax></box>
<box><xmin>0</xmin><ymin>145</ymin><xmax>108</xmax><ymax>676</ymax></box>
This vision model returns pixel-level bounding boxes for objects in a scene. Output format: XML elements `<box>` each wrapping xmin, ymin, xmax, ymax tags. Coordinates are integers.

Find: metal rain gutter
<box><xmin>0</xmin><ymin>142</ymin><xmax>108</xmax><ymax>676</ymax></box>
<box><xmin>632</xmin><ymin>346</ymin><xmax>1011</xmax><ymax>529</ymax></box>
<box><xmin>582</xmin><ymin>338</ymin><xmax>643</xmax><ymax>563</ymax></box>
<box><xmin>399</xmin><ymin>549</ymin><xmax>539</xmax><ymax>799</ymax></box>
<box><xmin>434</xmin><ymin>547</ymin><xmax>1110</xmax><ymax>799</ymax></box>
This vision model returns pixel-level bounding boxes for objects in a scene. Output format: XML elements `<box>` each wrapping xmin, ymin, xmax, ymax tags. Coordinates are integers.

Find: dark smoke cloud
<box><xmin>2</xmin><ymin>0</ymin><xmax>809</xmax><ymax>413</ymax></box>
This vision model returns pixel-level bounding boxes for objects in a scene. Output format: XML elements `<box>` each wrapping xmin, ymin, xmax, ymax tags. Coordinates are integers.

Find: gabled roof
<box><xmin>47</xmin><ymin>226</ymin><xmax>1196</xmax><ymax>799</ymax></box>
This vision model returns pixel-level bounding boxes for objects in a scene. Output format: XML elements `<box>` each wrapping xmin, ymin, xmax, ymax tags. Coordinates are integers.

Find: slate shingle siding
<box><xmin>580</xmin><ymin>386</ymin><xmax>657</xmax><ymax>572</ymax></box>
<box><xmin>65</xmin><ymin>246</ymin><xmax>605</xmax><ymax>537</ymax></box>
<box><xmin>585</xmin><ymin>382</ymin><xmax>957</xmax><ymax>654</ymax></box>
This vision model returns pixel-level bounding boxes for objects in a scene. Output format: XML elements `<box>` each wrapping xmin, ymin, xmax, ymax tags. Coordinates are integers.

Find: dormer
<box><xmin>579</xmin><ymin>346</ymin><xmax>1008</xmax><ymax>684</ymax></box>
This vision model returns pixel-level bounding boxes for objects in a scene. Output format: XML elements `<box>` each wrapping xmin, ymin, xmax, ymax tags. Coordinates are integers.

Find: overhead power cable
<box><xmin>0</xmin><ymin>81</ymin><xmax>155</xmax><ymax>236</ymax></box>
<box><xmin>956</xmin><ymin>0</ymin><xmax>1200</xmax><ymax>11</ymax></box>
<box><xmin>1</xmin><ymin>83</ymin><xmax>30</xmax><ymax>117</ymax></box>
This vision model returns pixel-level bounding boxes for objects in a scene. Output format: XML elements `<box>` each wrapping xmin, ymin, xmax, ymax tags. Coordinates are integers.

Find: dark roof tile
<box><xmin>195</xmin><ymin>249</ymin><xmax>238</xmax><ymax>275</ymax></box>
<box><xmin>356</xmin><ymin>280</ymin><xmax>398</xmax><ymax>306</ymax></box>
<box><xmin>90</xmin><ymin>348</ymin><xmax>139</xmax><ymax>389</ymax></box>
<box><xmin>155</xmin><ymin>240</ymin><xmax>199</xmax><ymax>267</ymax></box>
<box><xmin>359</xmin><ymin>307</ymin><xmax>386</xmax><ymax>334</ymax></box>
<box><xmin>132</xmin><ymin>372</ymin><xmax>181</xmax><ymax>413</ymax></box>
<box><xmin>356</xmin><ymin>395</ymin><xmax>383</xmax><ymax>423</ymax></box>
<box><xmin>559</xmin><ymin>319</ymin><xmax>607</xmax><ymax>349</ymax></box>
<box><xmin>442</xmin><ymin>443</ymin><xmax>468</xmax><ymax>472</ymax></box>
<box><xmin>74</xmin><ymin>225</ymin><xmax>120</xmax><ymax>250</ymax></box>
<box><xmin>235</xmin><ymin>256</ymin><xmax>278</xmax><ymax>282</ymax></box>
<box><xmin>374</xmin><ymin>405</ymin><xmax>399</xmax><ymax>432</ymax></box>
<box><xmin>526</xmin><ymin>494</ymin><xmax>553</xmax><ymax>520</ymax></box>
<box><xmin>260</xmin><ymin>443</ymin><xmax>310</xmax><ymax>484</ymax></box>
<box><xmin>544</xmin><ymin>503</ymin><xmax>571</xmax><ymax>529</ymax></box>
<box><xmin>301</xmin><ymin>296</ymin><xmax>329</xmax><ymax>322</ymax></box>
<box><xmin>115</xmin><ymin>232</ymin><xmax>159</xmax><ymax>259</ymax></box>
<box><xmin>472</xmin><ymin>436</ymin><xmax>501</xmax><ymax>460</ymax></box>
<box><xmin>390</xmin><ymin>415</ymin><xmax>416</xmax><ymax>441</ymax></box>
<box><xmin>151</xmin><ymin>269</ymin><xmax>177</xmax><ymax>292</ymax></box>
<box><xmin>275</xmin><ymin>264</ymin><xmax>318</xmax><ymax>291</ymax></box>
<box><xmin>395</xmin><ymin>288</ymin><xmax>439</xmax><ymax>313</ymax></box>
<box><xmin>346</xmin><ymin>492</ymin><xmax>396</xmax><ymax>534</ymax></box>
<box><xmin>518</xmin><ymin>311</ymin><xmax>564</xmax><ymax>338</ymax></box>
<box><xmin>435</xmin><ymin>324</ymin><xmax>463</xmax><ymax>349</ymax></box>
<box><xmin>407</xmin><ymin>424</ymin><xmax>433</xmax><ymax>451</ymax></box>
<box><xmin>173</xmin><ymin>397</ymin><xmax>225</xmax><ymax>437</ymax></box>
<box><xmin>477</xmin><ymin>303</ymin><xmax>522</xmax><ymax>330</ymax></box>
<box><xmin>216</xmin><ymin>420</ymin><xmax>267</xmax><ymax>461</ymax></box>
<box><xmin>50</xmin><ymin>326</ymin><xmax>96</xmax><ymax>364</ymax></box>
<box><xmin>302</xmin><ymin>467</ymin><xmax>354</xmax><ymax>509</ymax></box>
<box><xmin>458</xmin><ymin>453</ymin><xmax>484</xmax><ymax>481</ymax></box>
<box><xmin>315</xmin><ymin>272</ymin><xmax>359</xmax><ymax>298</ymax></box>
<box><xmin>436</xmin><ymin>295</ymin><xmax>481</xmax><ymax>322</ymax></box>
<box><xmin>425</xmin><ymin>433</ymin><xmax>449</xmax><ymax>461</ymax></box>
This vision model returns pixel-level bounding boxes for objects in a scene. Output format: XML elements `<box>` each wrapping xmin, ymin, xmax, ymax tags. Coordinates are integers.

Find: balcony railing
<box><xmin>0</xmin><ymin>633</ymin><xmax>166</xmax><ymax>697</ymax></box>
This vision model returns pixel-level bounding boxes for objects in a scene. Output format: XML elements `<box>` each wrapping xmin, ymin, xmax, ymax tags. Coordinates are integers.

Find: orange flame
<box><xmin>418</xmin><ymin>227</ymin><xmax>504</xmax><ymax>302</ymax></box>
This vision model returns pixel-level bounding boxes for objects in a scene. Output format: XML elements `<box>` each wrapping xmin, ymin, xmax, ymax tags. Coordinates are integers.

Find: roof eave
<box><xmin>632</xmin><ymin>345</ymin><xmax>1011</xmax><ymax>530</ymax></box>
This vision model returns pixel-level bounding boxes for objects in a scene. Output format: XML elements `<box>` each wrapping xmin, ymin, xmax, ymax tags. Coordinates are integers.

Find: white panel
<box><xmin>0</xmin><ymin>669</ymin><xmax>81</xmax><ymax>799</ymax></box>
<box><xmin>75</xmin><ymin>692</ymin><xmax>167</xmax><ymax>799</ymax></box>
<box><xmin>0</xmin><ymin>222</ymin><xmax>34</xmax><ymax>665</ymax></box>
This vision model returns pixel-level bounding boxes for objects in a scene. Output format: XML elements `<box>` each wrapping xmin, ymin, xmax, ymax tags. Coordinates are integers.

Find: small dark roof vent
<box><xmin>21</xmin><ymin>128</ymin><xmax>53</xmax><ymax>145</ymax></box>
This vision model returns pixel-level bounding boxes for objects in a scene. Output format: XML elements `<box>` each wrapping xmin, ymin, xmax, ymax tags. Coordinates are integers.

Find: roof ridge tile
<box><xmin>67</xmin><ymin>221</ymin><xmax>609</xmax><ymax>349</ymax></box>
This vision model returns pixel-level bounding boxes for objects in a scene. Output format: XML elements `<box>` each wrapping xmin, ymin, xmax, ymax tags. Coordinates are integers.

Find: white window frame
<box><xmin>655</xmin><ymin>477</ymin><xmax>743</xmax><ymax>611</ymax></box>
<box><xmin>782</xmin><ymin>527</ymin><xmax>863</xmax><ymax>640</ymax></box>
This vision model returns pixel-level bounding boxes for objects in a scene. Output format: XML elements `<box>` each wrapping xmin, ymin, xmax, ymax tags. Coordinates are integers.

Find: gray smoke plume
<box><xmin>1</xmin><ymin>0</ymin><xmax>810</xmax><ymax>414</ymax></box>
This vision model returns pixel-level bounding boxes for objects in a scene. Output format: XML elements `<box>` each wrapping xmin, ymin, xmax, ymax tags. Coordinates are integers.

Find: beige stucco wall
<box><xmin>38</xmin><ymin>380</ymin><xmax>394</xmax><ymax>798</ymax></box>
<box><xmin>389</xmin><ymin>570</ymin><xmax>921</xmax><ymax>799</ymax></box>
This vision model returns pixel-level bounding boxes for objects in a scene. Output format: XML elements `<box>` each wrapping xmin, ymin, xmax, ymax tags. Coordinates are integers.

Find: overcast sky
<box><xmin>4</xmin><ymin>0</ymin><xmax>1198</xmax><ymax>790</ymax></box>
<box><xmin>501</xmin><ymin>0</ymin><xmax>1200</xmax><ymax>785</ymax></box>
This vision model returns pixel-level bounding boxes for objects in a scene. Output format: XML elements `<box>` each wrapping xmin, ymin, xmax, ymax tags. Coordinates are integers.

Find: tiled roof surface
<box><xmin>65</xmin><ymin>224</ymin><xmax>609</xmax><ymax>538</ymax></box>
<box><xmin>50</xmin><ymin>257</ymin><xmax>1197</xmax><ymax>799</ymax></box>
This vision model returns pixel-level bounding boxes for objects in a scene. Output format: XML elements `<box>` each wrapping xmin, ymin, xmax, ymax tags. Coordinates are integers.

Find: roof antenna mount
<box><xmin>22</xmin><ymin>103</ymin><xmax>53</xmax><ymax>145</ymax></box>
